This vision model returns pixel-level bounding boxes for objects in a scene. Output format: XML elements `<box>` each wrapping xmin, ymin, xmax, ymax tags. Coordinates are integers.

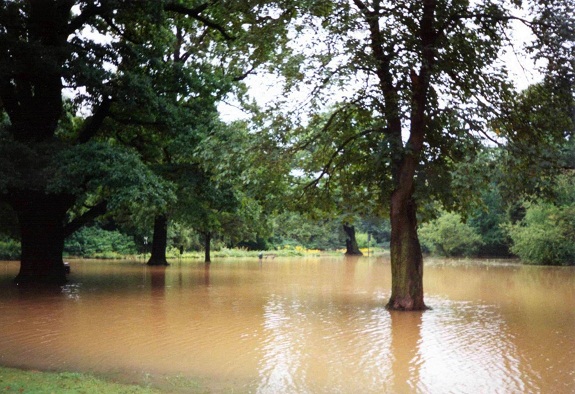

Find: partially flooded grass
<box><xmin>0</xmin><ymin>367</ymin><xmax>211</xmax><ymax>393</ymax></box>
<box><xmin>0</xmin><ymin>367</ymin><xmax>159</xmax><ymax>393</ymax></box>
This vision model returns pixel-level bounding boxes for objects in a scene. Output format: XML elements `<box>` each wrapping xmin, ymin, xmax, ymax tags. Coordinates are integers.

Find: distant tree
<box><xmin>343</xmin><ymin>222</ymin><xmax>363</xmax><ymax>256</ymax></box>
<box><xmin>467</xmin><ymin>184</ymin><xmax>512</xmax><ymax>257</ymax></box>
<box><xmin>269</xmin><ymin>211</ymin><xmax>344</xmax><ymax>250</ymax></box>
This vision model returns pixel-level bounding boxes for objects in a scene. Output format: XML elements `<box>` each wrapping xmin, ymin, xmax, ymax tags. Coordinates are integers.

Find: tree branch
<box><xmin>233</xmin><ymin>65</ymin><xmax>258</xmax><ymax>82</ymax></box>
<box><xmin>304</xmin><ymin>128</ymin><xmax>378</xmax><ymax>190</ymax></box>
<box><xmin>67</xmin><ymin>3</ymin><xmax>102</xmax><ymax>34</ymax></box>
<box><xmin>78</xmin><ymin>97</ymin><xmax>111</xmax><ymax>143</ymax></box>
<box><xmin>63</xmin><ymin>200</ymin><xmax>108</xmax><ymax>238</ymax></box>
<box><xmin>164</xmin><ymin>1</ymin><xmax>234</xmax><ymax>41</ymax></box>
<box><xmin>439</xmin><ymin>11</ymin><xmax>538</xmax><ymax>39</ymax></box>
<box><xmin>0</xmin><ymin>80</ymin><xmax>22</xmax><ymax>126</ymax></box>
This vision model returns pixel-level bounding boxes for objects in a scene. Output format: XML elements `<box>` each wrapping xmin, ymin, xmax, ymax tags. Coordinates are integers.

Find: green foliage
<box><xmin>505</xmin><ymin>202</ymin><xmax>575</xmax><ymax>266</ymax></box>
<box><xmin>0</xmin><ymin>202</ymin><xmax>18</xmax><ymax>239</ymax></box>
<box><xmin>168</xmin><ymin>222</ymin><xmax>202</xmax><ymax>252</ymax></box>
<box><xmin>269</xmin><ymin>211</ymin><xmax>345</xmax><ymax>250</ymax></box>
<box><xmin>467</xmin><ymin>179</ymin><xmax>513</xmax><ymax>256</ymax></box>
<box><xmin>355</xmin><ymin>232</ymin><xmax>370</xmax><ymax>248</ymax></box>
<box><xmin>64</xmin><ymin>226</ymin><xmax>137</xmax><ymax>258</ymax></box>
<box><xmin>358</xmin><ymin>216</ymin><xmax>391</xmax><ymax>246</ymax></box>
<box><xmin>495</xmin><ymin>81</ymin><xmax>575</xmax><ymax>201</ymax></box>
<box><xmin>174</xmin><ymin>119</ymin><xmax>278</xmax><ymax>246</ymax></box>
<box><xmin>505</xmin><ymin>172</ymin><xmax>575</xmax><ymax>265</ymax></box>
<box><xmin>0</xmin><ymin>236</ymin><xmax>20</xmax><ymax>260</ymax></box>
<box><xmin>49</xmin><ymin>142</ymin><xmax>176</xmax><ymax>212</ymax></box>
<box><xmin>419</xmin><ymin>212</ymin><xmax>483</xmax><ymax>257</ymax></box>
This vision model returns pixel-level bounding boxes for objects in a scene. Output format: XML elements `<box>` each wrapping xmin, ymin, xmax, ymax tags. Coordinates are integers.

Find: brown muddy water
<box><xmin>0</xmin><ymin>257</ymin><xmax>574</xmax><ymax>393</ymax></box>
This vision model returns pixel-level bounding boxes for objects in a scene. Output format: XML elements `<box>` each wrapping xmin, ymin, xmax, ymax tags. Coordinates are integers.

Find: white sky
<box><xmin>218</xmin><ymin>12</ymin><xmax>543</xmax><ymax>123</ymax></box>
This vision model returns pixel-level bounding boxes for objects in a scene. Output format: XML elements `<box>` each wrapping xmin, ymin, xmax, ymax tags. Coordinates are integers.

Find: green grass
<box><xmin>64</xmin><ymin>246</ymin><xmax>388</xmax><ymax>262</ymax></box>
<box><xmin>134</xmin><ymin>246</ymin><xmax>388</xmax><ymax>262</ymax></box>
<box><xmin>139</xmin><ymin>247</ymin><xmax>312</xmax><ymax>261</ymax></box>
<box><xmin>0</xmin><ymin>367</ymin><xmax>160</xmax><ymax>394</ymax></box>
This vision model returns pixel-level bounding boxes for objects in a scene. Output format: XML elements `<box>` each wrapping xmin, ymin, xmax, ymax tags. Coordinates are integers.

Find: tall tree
<box><xmin>111</xmin><ymin>3</ymin><xmax>295</xmax><ymax>266</ymax></box>
<box><xmin>270</xmin><ymin>0</ymin><xmax>573</xmax><ymax>309</ymax></box>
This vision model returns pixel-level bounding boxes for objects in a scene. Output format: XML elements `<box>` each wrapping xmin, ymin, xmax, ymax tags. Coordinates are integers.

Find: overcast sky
<box><xmin>219</xmin><ymin>14</ymin><xmax>543</xmax><ymax>123</ymax></box>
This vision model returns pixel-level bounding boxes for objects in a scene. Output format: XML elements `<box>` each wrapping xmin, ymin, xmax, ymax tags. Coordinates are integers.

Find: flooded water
<box><xmin>0</xmin><ymin>257</ymin><xmax>574</xmax><ymax>393</ymax></box>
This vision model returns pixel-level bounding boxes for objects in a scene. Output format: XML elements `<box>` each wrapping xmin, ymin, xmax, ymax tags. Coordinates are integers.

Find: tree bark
<box><xmin>387</xmin><ymin>188</ymin><xmax>427</xmax><ymax>310</ymax></box>
<box><xmin>10</xmin><ymin>192</ymin><xmax>74</xmax><ymax>285</ymax></box>
<box><xmin>203</xmin><ymin>232</ymin><xmax>211</xmax><ymax>263</ymax></box>
<box><xmin>343</xmin><ymin>222</ymin><xmax>363</xmax><ymax>256</ymax></box>
<box><xmin>147</xmin><ymin>214</ymin><xmax>169</xmax><ymax>266</ymax></box>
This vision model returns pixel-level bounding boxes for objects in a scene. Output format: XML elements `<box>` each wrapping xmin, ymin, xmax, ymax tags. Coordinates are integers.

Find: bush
<box><xmin>419</xmin><ymin>212</ymin><xmax>483</xmax><ymax>257</ymax></box>
<box><xmin>0</xmin><ymin>237</ymin><xmax>20</xmax><ymax>260</ymax></box>
<box><xmin>505</xmin><ymin>204</ymin><xmax>575</xmax><ymax>265</ymax></box>
<box><xmin>64</xmin><ymin>226</ymin><xmax>137</xmax><ymax>258</ymax></box>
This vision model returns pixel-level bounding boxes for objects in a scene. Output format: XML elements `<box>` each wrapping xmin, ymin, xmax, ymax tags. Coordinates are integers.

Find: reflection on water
<box><xmin>0</xmin><ymin>258</ymin><xmax>574</xmax><ymax>393</ymax></box>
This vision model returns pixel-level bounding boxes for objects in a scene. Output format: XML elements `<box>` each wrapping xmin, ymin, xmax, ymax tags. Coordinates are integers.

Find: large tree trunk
<box><xmin>387</xmin><ymin>191</ymin><xmax>426</xmax><ymax>310</ymax></box>
<box><xmin>343</xmin><ymin>222</ymin><xmax>363</xmax><ymax>256</ymax></box>
<box><xmin>10</xmin><ymin>193</ymin><xmax>74</xmax><ymax>285</ymax></box>
<box><xmin>147</xmin><ymin>214</ymin><xmax>169</xmax><ymax>266</ymax></box>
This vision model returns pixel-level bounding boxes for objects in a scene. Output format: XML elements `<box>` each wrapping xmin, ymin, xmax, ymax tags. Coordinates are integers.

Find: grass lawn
<box><xmin>0</xmin><ymin>367</ymin><xmax>160</xmax><ymax>394</ymax></box>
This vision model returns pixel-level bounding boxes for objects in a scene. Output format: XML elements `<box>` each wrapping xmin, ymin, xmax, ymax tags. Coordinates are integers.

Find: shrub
<box><xmin>0</xmin><ymin>237</ymin><xmax>20</xmax><ymax>260</ymax></box>
<box><xmin>419</xmin><ymin>212</ymin><xmax>483</xmax><ymax>257</ymax></box>
<box><xmin>64</xmin><ymin>226</ymin><xmax>137</xmax><ymax>257</ymax></box>
<box><xmin>505</xmin><ymin>204</ymin><xmax>575</xmax><ymax>265</ymax></box>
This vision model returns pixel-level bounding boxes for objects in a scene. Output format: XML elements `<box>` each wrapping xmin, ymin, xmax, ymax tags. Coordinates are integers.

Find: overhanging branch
<box><xmin>304</xmin><ymin>128</ymin><xmax>378</xmax><ymax>190</ymax></box>
<box><xmin>164</xmin><ymin>1</ymin><xmax>234</xmax><ymax>41</ymax></box>
<box><xmin>63</xmin><ymin>200</ymin><xmax>108</xmax><ymax>238</ymax></box>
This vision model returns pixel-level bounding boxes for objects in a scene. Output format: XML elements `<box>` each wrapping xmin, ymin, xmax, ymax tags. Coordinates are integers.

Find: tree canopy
<box><xmin>0</xmin><ymin>0</ymin><xmax>294</xmax><ymax>283</ymax></box>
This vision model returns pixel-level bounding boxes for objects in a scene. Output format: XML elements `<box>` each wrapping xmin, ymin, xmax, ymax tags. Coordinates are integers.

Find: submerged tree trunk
<box><xmin>10</xmin><ymin>193</ymin><xmax>74</xmax><ymax>285</ymax></box>
<box><xmin>147</xmin><ymin>214</ymin><xmax>169</xmax><ymax>266</ymax></box>
<box><xmin>343</xmin><ymin>222</ymin><xmax>363</xmax><ymax>256</ymax></box>
<box><xmin>203</xmin><ymin>232</ymin><xmax>211</xmax><ymax>263</ymax></box>
<box><xmin>387</xmin><ymin>190</ymin><xmax>426</xmax><ymax>310</ymax></box>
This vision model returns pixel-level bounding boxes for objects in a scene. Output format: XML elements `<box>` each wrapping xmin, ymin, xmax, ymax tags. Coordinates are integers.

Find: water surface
<box><xmin>0</xmin><ymin>257</ymin><xmax>573</xmax><ymax>393</ymax></box>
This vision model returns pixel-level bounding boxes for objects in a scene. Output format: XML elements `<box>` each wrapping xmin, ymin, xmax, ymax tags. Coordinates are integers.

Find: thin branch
<box><xmin>164</xmin><ymin>1</ymin><xmax>234</xmax><ymax>41</ymax></box>
<box><xmin>233</xmin><ymin>65</ymin><xmax>258</xmax><ymax>82</ymax></box>
<box><xmin>100</xmin><ymin>13</ymin><xmax>126</xmax><ymax>39</ymax></box>
<box><xmin>304</xmin><ymin>128</ymin><xmax>378</xmax><ymax>190</ymax></box>
<box><xmin>352</xmin><ymin>0</ymin><xmax>370</xmax><ymax>15</ymax></box>
<box><xmin>439</xmin><ymin>11</ymin><xmax>539</xmax><ymax>39</ymax></box>
<box><xmin>67</xmin><ymin>3</ymin><xmax>102</xmax><ymax>34</ymax></box>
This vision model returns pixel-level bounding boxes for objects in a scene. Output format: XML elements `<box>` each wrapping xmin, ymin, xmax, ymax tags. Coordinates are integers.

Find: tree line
<box><xmin>4</xmin><ymin>142</ymin><xmax>575</xmax><ymax>268</ymax></box>
<box><xmin>0</xmin><ymin>1</ymin><xmax>573</xmax><ymax>311</ymax></box>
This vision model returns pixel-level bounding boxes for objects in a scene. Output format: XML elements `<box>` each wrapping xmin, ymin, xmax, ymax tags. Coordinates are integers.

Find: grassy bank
<box><xmin>0</xmin><ymin>367</ymin><xmax>160</xmax><ymax>393</ymax></box>
<box><xmin>61</xmin><ymin>246</ymin><xmax>387</xmax><ymax>261</ymax></box>
<box><xmin>0</xmin><ymin>367</ymin><xmax>213</xmax><ymax>393</ymax></box>
<box><xmin>142</xmin><ymin>246</ymin><xmax>386</xmax><ymax>261</ymax></box>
